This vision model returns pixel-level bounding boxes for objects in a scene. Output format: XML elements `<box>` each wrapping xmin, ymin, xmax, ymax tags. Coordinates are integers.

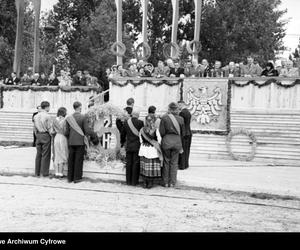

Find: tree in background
<box><xmin>123</xmin><ymin>0</ymin><xmax>287</xmax><ymax>66</ymax></box>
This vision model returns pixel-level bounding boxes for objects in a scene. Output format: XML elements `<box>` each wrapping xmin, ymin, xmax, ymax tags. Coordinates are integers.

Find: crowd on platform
<box><xmin>0</xmin><ymin>69</ymin><xmax>105</xmax><ymax>90</ymax></box>
<box><xmin>32</xmin><ymin>97</ymin><xmax>192</xmax><ymax>189</ymax></box>
<box><xmin>107</xmin><ymin>56</ymin><xmax>300</xmax><ymax>79</ymax></box>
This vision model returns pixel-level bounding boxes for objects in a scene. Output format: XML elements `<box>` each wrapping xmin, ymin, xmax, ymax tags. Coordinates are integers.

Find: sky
<box><xmin>41</xmin><ymin>0</ymin><xmax>300</xmax><ymax>51</ymax></box>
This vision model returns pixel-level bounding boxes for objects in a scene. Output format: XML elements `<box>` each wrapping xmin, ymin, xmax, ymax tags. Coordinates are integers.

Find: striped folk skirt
<box><xmin>140</xmin><ymin>157</ymin><xmax>161</xmax><ymax>178</ymax></box>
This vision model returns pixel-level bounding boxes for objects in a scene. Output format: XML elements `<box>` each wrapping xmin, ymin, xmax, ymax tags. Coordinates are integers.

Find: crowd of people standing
<box><xmin>117</xmin><ymin>98</ymin><xmax>192</xmax><ymax>189</ymax></box>
<box><xmin>33</xmin><ymin>101</ymin><xmax>99</xmax><ymax>183</ymax></box>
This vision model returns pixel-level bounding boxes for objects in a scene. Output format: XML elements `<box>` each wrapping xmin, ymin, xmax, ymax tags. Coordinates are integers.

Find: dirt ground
<box><xmin>0</xmin><ymin>175</ymin><xmax>300</xmax><ymax>232</ymax></box>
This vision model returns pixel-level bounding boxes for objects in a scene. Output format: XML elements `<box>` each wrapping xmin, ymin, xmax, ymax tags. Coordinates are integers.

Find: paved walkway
<box><xmin>1</xmin><ymin>146</ymin><xmax>300</xmax><ymax>199</ymax></box>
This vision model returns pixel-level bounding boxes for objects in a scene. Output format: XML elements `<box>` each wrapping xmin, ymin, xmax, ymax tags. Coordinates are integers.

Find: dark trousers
<box><xmin>68</xmin><ymin>145</ymin><xmax>85</xmax><ymax>182</ymax></box>
<box><xmin>35</xmin><ymin>133</ymin><xmax>51</xmax><ymax>177</ymax></box>
<box><xmin>179</xmin><ymin>135</ymin><xmax>192</xmax><ymax>170</ymax></box>
<box><xmin>162</xmin><ymin>148</ymin><xmax>180</xmax><ymax>185</ymax></box>
<box><xmin>33</xmin><ymin>132</ymin><xmax>36</xmax><ymax>147</ymax></box>
<box><xmin>126</xmin><ymin>151</ymin><xmax>140</xmax><ymax>186</ymax></box>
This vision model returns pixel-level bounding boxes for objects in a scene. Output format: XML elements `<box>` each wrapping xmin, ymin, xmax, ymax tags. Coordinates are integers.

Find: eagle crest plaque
<box><xmin>182</xmin><ymin>79</ymin><xmax>230</xmax><ymax>134</ymax></box>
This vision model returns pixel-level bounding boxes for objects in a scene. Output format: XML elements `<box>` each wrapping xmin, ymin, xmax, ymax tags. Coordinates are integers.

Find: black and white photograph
<box><xmin>0</xmin><ymin>0</ymin><xmax>300</xmax><ymax>243</ymax></box>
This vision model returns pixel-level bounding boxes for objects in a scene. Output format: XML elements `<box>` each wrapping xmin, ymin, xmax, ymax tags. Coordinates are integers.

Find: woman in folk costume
<box><xmin>52</xmin><ymin>107</ymin><xmax>69</xmax><ymax>178</ymax></box>
<box><xmin>138</xmin><ymin>114</ymin><xmax>163</xmax><ymax>189</ymax></box>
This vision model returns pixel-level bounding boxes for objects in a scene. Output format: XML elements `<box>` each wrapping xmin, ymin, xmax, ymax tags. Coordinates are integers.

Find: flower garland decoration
<box><xmin>110</xmin><ymin>41</ymin><xmax>127</xmax><ymax>57</ymax></box>
<box><xmin>163</xmin><ymin>42</ymin><xmax>181</xmax><ymax>60</ymax></box>
<box><xmin>0</xmin><ymin>85</ymin><xmax>101</xmax><ymax>93</ymax></box>
<box><xmin>186</xmin><ymin>40</ymin><xmax>202</xmax><ymax>55</ymax></box>
<box><xmin>226</xmin><ymin>128</ymin><xmax>257</xmax><ymax>161</ymax></box>
<box><xmin>229</xmin><ymin>78</ymin><xmax>300</xmax><ymax>89</ymax></box>
<box><xmin>135</xmin><ymin>42</ymin><xmax>152</xmax><ymax>61</ymax></box>
<box><xmin>110</xmin><ymin>78</ymin><xmax>183</xmax><ymax>87</ymax></box>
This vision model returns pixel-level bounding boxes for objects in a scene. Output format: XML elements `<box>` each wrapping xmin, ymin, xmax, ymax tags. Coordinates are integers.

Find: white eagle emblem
<box><xmin>186</xmin><ymin>86</ymin><xmax>223</xmax><ymax>124</ymax></box>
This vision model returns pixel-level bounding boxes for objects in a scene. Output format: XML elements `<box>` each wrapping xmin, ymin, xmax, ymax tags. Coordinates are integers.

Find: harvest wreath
<box><xmin>226</xmin><ymin>128</ymin><xmax>257</xmax><ymax>161</ymax></box>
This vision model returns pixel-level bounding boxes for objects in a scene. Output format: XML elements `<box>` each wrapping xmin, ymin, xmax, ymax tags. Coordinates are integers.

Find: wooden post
<box><xmin>33</xmin><ymin>0</ymin><xmax>41</xmax><ymax>73</ymax></box>
<box><xmin>171</xmin><ymin>0</ymin><xmax>179</xmax><ymax>58</ymax></box>
<box><xmin>193</xmin><ymin>0</ymin><xmax>202</xmax><ymax>62</ymax></box>
<box><xmin>115</xmin><ymin>0</ymin><xmax>123</xmax><ymax>65</ymax></box>
<box><xmin>13</xmin><ymin>0</ymin><xmax>25</xmax><ymax>77</ymax></box>
<box><xmin>141</xmin><ymin>0</ymin><xmax>149</xmax><ymax>58</ymax></box>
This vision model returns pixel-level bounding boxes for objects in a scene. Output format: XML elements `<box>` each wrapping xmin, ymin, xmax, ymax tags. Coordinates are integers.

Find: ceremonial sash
<box><xmin>140</xmin><ymin>128</ymin><xmax>163</xmax><ymax>163</ymax></box>
<box><xmin>168</xmin><ymin>114</ymin><xmax>181</xmax><ymax>135</ymax></box>
<box><xmin>66</xmin><ymin>115</ymin><xmax>89</xmax><ymax>150</ymax></box>
<box><xmin>167</xmin><ymin>114</ymin><xmax>184</xmax><ymax>154</ymax></box>
<box><xmin>127</xmin><ymin>118</ymin><xmax>139</xmax><ymax>137</ymax></box>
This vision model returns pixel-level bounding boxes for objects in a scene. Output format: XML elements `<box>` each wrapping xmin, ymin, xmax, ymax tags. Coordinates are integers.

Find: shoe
<box><xmin>74</xmin><ymin>179</ymin><xmax>83</xmax><ymax>183</ymax></box>
<box><xmin>169</xmin><ymin>184</ymin><xmax>175</xmax><ymax>188</ymax></box>
<box><xmin>163</xmin><ymin>184</ymin><xmax>168</xmax><ymax>187</ymax></box>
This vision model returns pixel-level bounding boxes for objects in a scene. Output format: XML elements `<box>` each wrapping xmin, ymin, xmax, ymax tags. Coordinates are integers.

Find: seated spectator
<box><xmin>124</xmin><ymin>63</ymin><xmax>139</xmax><ymax>77</ymax></box>
<box><xmin>110</xmin><ymin>65</ymin><xmax>118</xmax><ymax>78</ymax></box>
<box><xmin>190</xmin><ymin>59</ymin><xmax>201</xmax><ymax>77</ymax></box>
<box><xmin>184</xmin><ymin>61</ymin><xmax>193</xmax><ymax>77</ymax></box>
<box><xmin>261</xmin><ymin>62</ymin><xmax>279</xmax><ymax>77</ymax></box>
<box><xmin>224</xmin><ymin>62</ymin><xmax>240</xmax><ymax>77</ymax></box>
<box><xmin>279</xmin><ymin>60</ymin><xmax>299</xmax><ymax>77</ymax></box>
<box><xmin>166</xmin><ymin>59</ymin><xmax>175</xmax><ymax>76</ymax></box>
<box><xmin>153</xmin><ymin>60</ymin><xmax>170</xmax><ymax>77</ymax></box>
<box><xmin>37</xmin><ymin>73</ymin><xmax>48</xmax><ymax>86</ymax></box>
<box><xmin>138</xmin><ymin>67</ymin><xmax>146</xmax><ymax>77</ymax></box>
<box><xmin>275</xmin><ymin>60</ymin><xmax>283</xmax><ymax>75</ymax></box>
<box><xmin>199</xmin><ymin>59</ymin><xmax>210</xmax><ymax>77</ymax></box>
<box><xmin>58</xmin><ymin>70</ymin><xmax>72</xmax><ymax>86</ymax></box>
<box><xmin>212</xmin><ymin>60</ymin><xmax>225</xmax><ymax>77</ymax></box>
<box><xmin>72</xmin><ymin>70</ymin><xmax>86</xmax><ymax>86</ymax></box>
<box><xmin>240</xmin><ymin>56</ymin><xmax>262</xmax><ymax>77</ymax></box>
<box><xmin>48</xmin><ymin>73</ymin><xmax>59</xmax><ymax>86</ymax></box>
<box><xmin>84</xmin><ymin>70</ymin><xmax>100</xmax><ymax>88</ymax></box>
<box><xmin>144</xmin><ymin>63</ymin><xmax>154</xmax><ymax>77</ymax></box>
<box><xmin>170</xmin><ymin>60</ymin><xmax>185</xmax><ymax>77</ymax></box>
<box><xmin>20</xmin><ymin>72</ymin><xmax>32</xmax><ymax>84</ymax></box>
<box><xmin>5</xmin><ymin>72</ymin><xmax>21</xmax><ymax>85</ymax></box>
<box><xmin>137</xmin><ymin>60</ymin><xmax>146</xmax><ymax>69</ymax></box>
<box><xmin>31</xmin><ymin>73</ymin><xmax>40</xmax><ymax>85</ymax></box>
<box><xmin>117</xmin><ymin>65</ymin><xmax>127</xmax><ymax>77</ymax></box>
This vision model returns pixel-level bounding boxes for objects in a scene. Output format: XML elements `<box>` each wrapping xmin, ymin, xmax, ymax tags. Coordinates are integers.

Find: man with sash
<box><xmin>159</xmin><ymin>102</ymin><xmax>185</xmax><ymax>187</ymax></box>
<box><xmin>122</xmin><ymin>110</ymin><xmax>144</xmax><ymax>186</ymax></box>
<box><xmin>65</xmin><ymin>101</ymin><xmax>98</xmax><ymax>183</ymax></box>
<box><xmin>34</xmin><ymin>101</ymin><xmax>53</xmax><ymax>177</ymax></box>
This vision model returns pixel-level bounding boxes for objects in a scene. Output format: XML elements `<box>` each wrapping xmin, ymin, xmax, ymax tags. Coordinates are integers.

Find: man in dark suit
<box><xmin>122</xmin><ymin>110</ymin><xmax>144</xmax><ymax>186</ymax></box>
<box><xmin>178</xmin><ymin>101</ymin><xmax>192</xmax><ymax>170</ymax></box>
<box><xmin>170</xmin><ymin>61</ymin><xmax>185</xmax><ymax>77</ymax></box>
<box><xmin>65</xmin><ymin>101</ymin><xmax>98</xmax><ymax>183</ymax></box>
<box><xmin>72</xmin><ymin>70</ymin><xmax>86</xmax><ymax>86</ymax></box>
<box><xmin>159</xmin><ymin>102</ymin><xmax>185</xmax><ymax>187</ymax></box>
<box><xmin>5</xmin><ymin>72</ymin><xmax>21</xmax><ymax>85</ymax></box>
<box><xmin>32</xmin><ymin>105</ymin><xmax>41</xmax><ymax>147</ymax></box>
<box><xmin>117</xmin><ymin>98</ymin><xmax>135</xmax><ymax>147</ymax></box>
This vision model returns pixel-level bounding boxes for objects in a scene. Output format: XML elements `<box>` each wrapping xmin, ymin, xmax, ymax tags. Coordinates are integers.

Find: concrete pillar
<box><xmin>33</xmin><ymin>0</ymin><xmax>41</xmax><ymax>73</ymax></box>
<box><xmin>171</xmin><ymin>0</ymin><xmax>179</xmax><ymax>58</ymax></box>
<box><xmin>115</xmin><ymin>0</ymin><xmax>123</xmax><ymax>65</ymax></box>
<box><xmin>193</xmin><ymin>0</ymin><xmax>202</xmax><ymax>62</ymax></box>
<box><xmin>13</xmin><ymin>0</ymin><xmax>25</xmax><ymax>77</ymax></box>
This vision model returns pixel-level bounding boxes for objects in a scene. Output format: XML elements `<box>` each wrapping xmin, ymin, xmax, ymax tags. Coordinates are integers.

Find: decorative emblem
<box><xmin>186</xmin><ymin>86</ymin><xmax>223</xmax><ymax>124</ymax></box>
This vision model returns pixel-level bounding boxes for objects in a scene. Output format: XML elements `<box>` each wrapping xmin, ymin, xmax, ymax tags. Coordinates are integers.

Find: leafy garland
<box><xmin>229</xmin><ymin>78</ymin><xmax>300</xmax><ymax>88</ymax></box>
<box><xmin>226</xmin><ymin>128</ymin><xmax>257</xmax><ymax>161</ymax></box>
<box><xmin>0</xmin><ymin>84</ymin><xmax>101</xmax><ymax>93</ymax></box>
<box><xmin>110</xmin><ymin>78</ymin><xmax>183</xmax><ymax>87</ymax></box>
